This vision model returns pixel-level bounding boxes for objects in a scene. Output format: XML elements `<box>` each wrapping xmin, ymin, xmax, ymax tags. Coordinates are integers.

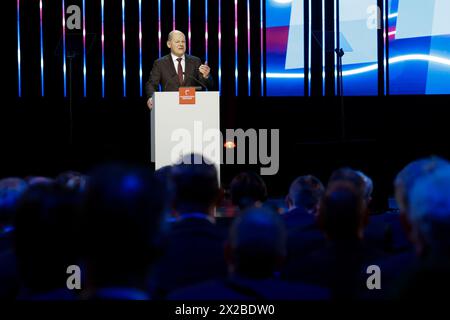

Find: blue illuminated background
<box><xmin>388</xmin><ymin>0</ymin><xmax>450</xmax><ymax>95</ymax></box>
<box><xmin>265</xmin><ymin>0</ymin><xmax>450</xmax><ymax>96</ymax></box>
<box><xmin>266</xmin><ymin>0</ymin><xmax>305</xmax><ymax>96</ymax></box>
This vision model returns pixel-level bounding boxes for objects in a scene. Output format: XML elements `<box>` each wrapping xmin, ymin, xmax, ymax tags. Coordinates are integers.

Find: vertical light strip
<box><xmin>101</xmin><ymin>0</ymin><xmax>105</xmax><ymax>97</ymax></box>
<box><xmin>173</xmin><ymin>0</ymin><xmax>176</xmax><ymax>30</ymax></box>
<box><xmin>383</xmin><ymin>0</ymin><xmax>387</xmax><ymax>95</ymax></box>
<box><xmin>158</xmin><ymin>0</ymin><xmax>161</xmax><ymax>57</ymax></box>
<box><xmin>334</xmin><ymin>0</ymin><xmax>337</xmax><ymax>95</ymax></box>
<box><xmin>82</xmin><ymin>0</ymin><xmax>86</xmax><ymax>97</ymax></box>
<box><xmin>40</xmin><ymin>0</ymin><xmax>44</xmax><ymax>96</ymax></box>
<box><xmin>17</xmin><ymin>0</ymin><xmax>21</xmax><ymax>97</ymax></box>
<box><xmin>205</xmin><ymin>0</ymin><xmax>208</xmax><ymax>62</ymax></box>
<box><xmin>322</xmin><ymin>0</ymin><xmax>325</xmax><ymax>96</ymax></box>
<box><xmin>235</xmin><ymin>0</ymin><xmax>238</xmax><ymax>95</ymax></box>
<box><xmin>260</xmin><ymin>0</ymin><xmax>264</xmax><ymax>96</ymax></box>
<box><xmin>122</xmin><ymin>0</ymin><xmax>126</xmax><ymax>97</ymax></box>
<box><xmin>308</xmin><ymin>0</ymin><xmax>311</xmax><ymax>96</ymax></box>
<box><xmin>188</xmin><ymin>0</ymin><xmax>191</xmax><ymax>55</ymax></box>
<box><xmin>218</xmin><ymin>0</ymin><xmax>222</xmax><ymax>93</ymax></box>
<box><xmin>139</xmin><ymin>0</ymin><xmax>143</xmax><ymax>96</ymax></box>
<box><xmin>62</xmin><ymin>0</ymin><xmax>67</xmax><ymax>97</ymax></box>
<box><xmin>247</xmin><ymin>0</ymin><xmax>251</xmax><ymax>96</ymax></box>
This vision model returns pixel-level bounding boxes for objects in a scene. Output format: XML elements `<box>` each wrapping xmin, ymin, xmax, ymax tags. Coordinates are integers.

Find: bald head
<box><xmin>167</xmin><ymin>30</ymin><xmax>186</xmax><ymax>57</ymax></box>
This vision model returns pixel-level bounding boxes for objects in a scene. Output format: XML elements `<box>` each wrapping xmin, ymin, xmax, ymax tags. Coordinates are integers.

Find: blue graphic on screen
<box><xmin>389</xmin><ymin>0</ymin><xmax>450</xmax><ymax>94</ymax></box>
<box><xmin>338</xmin><ymin>0</ymin><xmax>378</xmax><ymax>96</ymax></box>
<box><xmin>265</xmin><ymin>0</ymin><xmax>379</xmax><ymax>96</ymax></box>
<box><xmin>266</xmin><ymin>0</ymin><xmax>305</xmax><ymax>96</ymax></box>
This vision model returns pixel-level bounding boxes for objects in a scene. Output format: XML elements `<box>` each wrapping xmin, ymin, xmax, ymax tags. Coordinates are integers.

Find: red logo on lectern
<box><xmin>179</xmin><ymin>87</ymin><xmax>196</xmax><ymax>105</ymax></box>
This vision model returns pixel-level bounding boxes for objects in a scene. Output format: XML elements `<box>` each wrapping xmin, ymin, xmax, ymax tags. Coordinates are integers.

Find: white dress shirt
<box><xmin>171</xmin><ymin>53</ymin><xmax>185</xmax><ymax>81</ymax></box>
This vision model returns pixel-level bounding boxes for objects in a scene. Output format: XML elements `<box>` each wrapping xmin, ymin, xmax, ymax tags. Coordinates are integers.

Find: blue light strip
<box><xmin>235</xmin><ymin>0</ymin><xmax>238</xmax><ymax>96</ymax></box>
<box><xmin>247</xmin><ymin>0</ymin><xmax>251</xmax><ymax>96</ymax></box>
<box><xmin>260</xmin><ymin>0</ymin><xmax>264</xmax><ymax>96</ymax></box>
<box><xmin>62</xmin><ymin>0</ymin><xmax>67</xmax><ymax>97</ymax></box>
<box><xmin>17</xmin><ymin>0</ymin><xmax>21</xmax><ymax>97</ymax></box>
<box><xmin>322</xmin><ymin>0</ymin><xmax>325</xmax><ymax>96</ymax></box>
<box><xmin>139</xmin><ymin>0</ymin><xmax>143</xmax><ymax>96</ymax></box>
<box><xmin>158</xmin><ymin>0</ymin><xmax>161</xmax><ymax>57</ymax></box>
<box><xmin>173</xmin><ymin>0</ymin><xmax>176</xmax><ymax>30</ymax></box>
<box><xmin>82</xmin><ymin>0</ymin><xmax>86</xmax><ymax>97</ymax></box>
<box><xmin>122</xmin><ymin>0</ymin><xmax>126</xmax><ymax>97</ymax></box>
<box><xmin>205</xmin><ymin>0</ymin><xmax>208</xmax><ymax>62</ymax></box>
<box><xmin>101</xmin><ymin>0</ymin><xmax>105</xmax><ymax>97</ymax></box>
<box><xmin>218</xmin><ymin>0</ymin><xmax>222</xmax><ymax>93</ymax></box>
<box><xmin>188</xmin><ymin>0</ymin><xmax>191</xmax><ymax>55</ymax></box>
<box><xmin>40</xmin><ymin>0</ymin><xmax>44</xmax><ymax>96</ymax></box>
<box><xmin>384</xmin><ymin>0</ymin><xmax>388</xmax><ymax>95</ymax></box>
<box><xmin>309</xmin><ymin>0</ymin><xmax>312</xmax><ymax>96</ymax></box>
<box><xmin>334</xmin><ymin>0</ymin><xmax>337</xmax><ymax>95</ymax></box>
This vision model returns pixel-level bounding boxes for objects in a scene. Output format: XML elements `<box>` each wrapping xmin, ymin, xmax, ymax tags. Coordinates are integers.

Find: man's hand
<box><xmin>199</xmin><ymin>61</ymin><xmax>211</xmax><ymax>79</ymax></box>
<box><xmin>147</xmin><ymin>98</ymin><xmax>153</xmax><ymax>110</ymax></box>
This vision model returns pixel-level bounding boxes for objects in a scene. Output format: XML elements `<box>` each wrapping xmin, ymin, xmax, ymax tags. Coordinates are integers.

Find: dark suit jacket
<box><xmin>145</xmin><ymin>54</ymin><xmax>215</xmax><ymax>100</ymax></box>
<box><xmin>148</xmin><ymin>215</ymin><xmax>227</xmax><ymax>299</ymax></box>
<box><xmin>168</xmin><ymin>275</ymin><xmax>330</xmax><ymax>300</ymax></box>
<box><xmin>284</xmin><ymin>240</ymin><xmax>386</xmax><ymax>300</ymax></box>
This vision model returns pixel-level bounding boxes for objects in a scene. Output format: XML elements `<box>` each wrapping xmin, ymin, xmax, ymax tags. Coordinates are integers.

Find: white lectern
<box><xmin>151</xmin><ymin>91</ymin><xmax>221</xmax><ymax>180</ymax></box>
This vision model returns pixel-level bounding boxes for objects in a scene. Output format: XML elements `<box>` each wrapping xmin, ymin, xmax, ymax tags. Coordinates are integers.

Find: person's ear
<box><xmin>285</xmin><ymin>195</ymin><xmax>292</xmax><ymax>209</ymax></box>
<box><xmin>166</xmin><ymin>41</ymin><xmax>171</xmax><ymax>49</ymax></box>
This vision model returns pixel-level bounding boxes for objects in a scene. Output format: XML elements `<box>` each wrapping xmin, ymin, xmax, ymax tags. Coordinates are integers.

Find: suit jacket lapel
<box><xmin>184</xmin><ymin>55</ymin><xmax>194</xmax><ymax>86</ymax></box>
<box><xmin>165</xmin><ymin>55</ymin><xmax>180</xmax><ymax>85</ymax></box>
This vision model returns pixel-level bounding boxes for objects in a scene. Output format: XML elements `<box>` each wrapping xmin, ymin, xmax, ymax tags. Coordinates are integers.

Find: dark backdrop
<box><xmin>2</xmin><ymin>0</ymin><xmax>450</xmax><ymax>211</ymax></box>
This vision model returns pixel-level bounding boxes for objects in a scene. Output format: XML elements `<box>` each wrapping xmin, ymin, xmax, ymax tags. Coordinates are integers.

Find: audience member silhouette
<box><xmin>0</xmin><ymin>178</ymin><xmax>28</xmax><ymax>299</ymax></box>
<box><xmin>81</xmin><ymin>164</ymin><xmax>166</xmax><ymax>300</ymax></box>
<box><xmin>14</xmin><ymin>183</ymin><xmax>81</xmax><ymax>300</ymax></box>
<box><xmin>149</xmin><ymin>154</ymin><xmax>227</xmax><ymax>299</ymax></box>
<box><xmin>169</xmin><ymin>207</ymin><xmax>329</xmax><ymax>300</ymax></box>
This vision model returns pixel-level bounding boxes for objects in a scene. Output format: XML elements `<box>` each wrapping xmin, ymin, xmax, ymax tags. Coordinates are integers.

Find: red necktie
<box><xmin>177</xmin><ymin>58</ymin><xmax>183</xmax><ymax>85</ymax></box>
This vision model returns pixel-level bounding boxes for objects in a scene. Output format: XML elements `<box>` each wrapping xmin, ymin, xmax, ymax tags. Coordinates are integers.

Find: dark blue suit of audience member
<box><xmin>168</xmin><ymin>207</ymin><xmax>330</xmax><ymax>300</ymax></box>
<box><xmin>169</xmin><ymin>274</ymin><xmax>329</xmax><ymax>300</ymax></box>
<box><xmin>149</xmin><ymin>155</ymin><xmax>228</xmax><ymax>299</ymax></box>
<box><xmin>150</xmin><ymin>214</ymin><xmax>227</xmax><ymax>298</ymax></box>
<box><xmin>282</xmin><ymin>207</ymin><xmax>326</xmax><ymax>277</ymax></box>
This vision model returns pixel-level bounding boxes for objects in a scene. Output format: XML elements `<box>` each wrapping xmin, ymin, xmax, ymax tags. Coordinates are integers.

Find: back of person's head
<box><xmin>410</xmin><ymin>166</ymin><xmax>450</xmax><ymax>258</ymax></box>
<box><xmin>26</xmin><ymin>176</ymin><xmax>54</xmax><ymax>187</ymax></box>
<box><xmin>171</xmin><ymin>154</ymin><xmax>220</xmax><ymax>215</ymax></box>
<box><xmin>14</xmin><ymin>183</ymin><xmax>81</xmax><ymax>293</ymax></box>
<box><xmin>82</xmin><ymin>164</ymin><xmax>166</xmax><ymax>287</ymax></box>
<box><xmin>395</xmin><ymin>156</ymin><xmax>449</xmax><ymax>214</ymax></box>
<box><xmin>230</xmin><ymin>171</ymin><xmax>268</xmax><ymax>211</ymax></box>
<box><xmin>227</xmin><ymin>207</ymin><xmax>286</xmax><ymax>278</ymax></box>
<box><xmin>355</xmin><ymin>171</ymin><xmax>374</xmax><ymax>203</ymax></box>
<box><xmin>318</xmin><ymin>181</ymin><xmax>368</xmax><ymax>241</ymax></box>
<box><xmin>0</xmin><ymin>178</ymin><xmax>28</xmax><ymax>227</ymax></box>
<box><xmin>286</xmin><ymin>175</ymin><xmax>324</xmax><ymax>213</ymax></box>
<box><xmin>56</xmin><ymin>170</ymin><xmax>87</xmax><ymax>193</ymax></box>
<box><xmin>329</xmin><ymin>168</ymin><xmax>366</xmax><ymax>198</ymax></box>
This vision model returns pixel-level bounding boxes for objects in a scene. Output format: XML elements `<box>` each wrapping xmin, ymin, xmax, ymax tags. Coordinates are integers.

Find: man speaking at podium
<box><xmin>145</xmin><ymin>30</ymin><xmax>214</xmax><ymax>110</ymax></box>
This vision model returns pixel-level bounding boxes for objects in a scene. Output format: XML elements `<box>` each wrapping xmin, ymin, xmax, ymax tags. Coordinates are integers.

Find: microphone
<box><xmin>164</xmin><ymin>73</ymin><xmax>181</xmax><ymax>91</ymax></box>
<box><xmin>183</xmin><ymin>72</ymin><xmax>208</xmax><ymax>91</ymax></box>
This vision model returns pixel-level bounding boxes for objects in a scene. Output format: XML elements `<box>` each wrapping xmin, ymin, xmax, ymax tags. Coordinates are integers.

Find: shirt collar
<box><xmin>171</xmin><ymin>53</ymin><xmax>185</xmax><ymax>62</ymax></box>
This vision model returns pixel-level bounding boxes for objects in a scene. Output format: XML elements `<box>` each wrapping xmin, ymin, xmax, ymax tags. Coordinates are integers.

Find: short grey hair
<box><xmin>410</xmin><ymin>165</ymin><xmax>450</xmax><ymax>250</ymax></box>
<box><xmin>355</xmin><ymin>171</ymin><xmax>373</xmax><ymax>201</ymax></box>
<box><xmin>394</xmin><ymin>156</ymin><xmax>449</xmax><ymax>212</ymax></box>
<box><xmin>168</xmin><ymin>30</ymin><xmax>185</xmax><ymax>42</ymax></box>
